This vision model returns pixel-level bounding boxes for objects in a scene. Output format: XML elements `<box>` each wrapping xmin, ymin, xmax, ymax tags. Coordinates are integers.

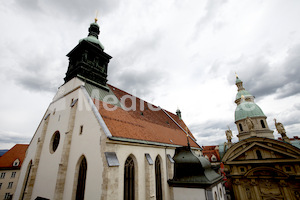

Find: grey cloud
<box><xmin>16</xmin><ymin>75</ymin><xmax>59</xmax><ymax>93</ymax></box>
<box><xmin>107</xmin><ymin>31</ymin><xmax>164</xmax><ymax>97</ymax></box>
<box><xmin>111</xmin><ymin>69</ymin><xmax>167</xmax><ymax>98</ymax></box>
<box><xmin>17</xmin><ymin>0</ymin><xmax>41</xmax><ymax>11</ymax></box>
<box><xmin>15</xmin><ymin>0</ymin><xmax>120</xmax><ymax>21</ymax></box>
<box><xmin>276</xmin><ymin>82</ymin><xmax>300</xmax><ymax>99</ymax></box>
<box><xmin>193</xmin><ymin>0</ymin><xmax>228</xmax><ymax>37</ymax></box>
<box><xmin>112</xmin><ymin>31</ymin><xmax>162</xmax><ymax>68</ymax></box>
<box><xmin>0</xmin><ymin>131</ymin><xmax>31</xmax><ymax>144</ymax></box>
<box><xmin>293</xmin><ymin>103</ymin><xmax>300</xmax><ymax>110</ymax></box>
<box><xmin>189</xmin><ymin>119</ymin><xmax>236</xmax><ymax>145</ymax></box>
<box><xmin>0</xmin><ymin>47</ymin><xmax>64</xmax><ymax>93</ymax></box>
<box><xmin>227</xmin><ymin>44</ymin><xmax>300</xmax><ymax>100</ymax></box>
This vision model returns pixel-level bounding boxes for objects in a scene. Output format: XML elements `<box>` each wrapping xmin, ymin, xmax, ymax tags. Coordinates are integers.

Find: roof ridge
<box><xmin>161</xmin><ymin>108</ymin><xmax>200</xmax><ymax>148</ymax></box>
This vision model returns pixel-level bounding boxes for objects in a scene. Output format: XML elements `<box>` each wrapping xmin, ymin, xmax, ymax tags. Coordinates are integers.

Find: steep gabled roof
<box><xmin>91</xmin><ymin>84</ymin><xmax>200</xmax><ymax>148</ymax></box>
<box><xmin>0</xmin><ymin>144</ymin><xmax>28</xmax><ymax>168</ymax></box>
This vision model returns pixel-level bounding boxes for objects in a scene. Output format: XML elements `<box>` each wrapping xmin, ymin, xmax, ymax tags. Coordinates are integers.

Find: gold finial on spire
<box><xmin>95</xmin><ymin>10</ymin><xmax>99</xmax><ymax>23</ymax></box>
<box><xmin>235</xmin><ymin>72</ymin><xmax>238</xmax><ymax>78</ymax></box>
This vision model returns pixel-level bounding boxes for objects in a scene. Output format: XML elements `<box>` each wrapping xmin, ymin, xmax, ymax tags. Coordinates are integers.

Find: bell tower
<box><xmin>234</xmin><ymin>75</ymin><xmax>274</xmax><ymax>140</ymax></box>
<box><xmin>64</xmin><ymin>19</ymin><xmax>112</xmax><ymax>89</ymax></box>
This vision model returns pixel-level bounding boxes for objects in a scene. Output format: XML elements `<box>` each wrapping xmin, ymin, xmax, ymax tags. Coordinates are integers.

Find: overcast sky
<box><xmin>1</xmin><ymin>0</ymin><xmax>300</xmax><ymax>149</ymax></box>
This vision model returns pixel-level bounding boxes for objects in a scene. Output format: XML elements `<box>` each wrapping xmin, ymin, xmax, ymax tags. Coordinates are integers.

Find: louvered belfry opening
<box><xmin>155</xmin><ymin>157</ymin><xmax>163</xmax><ymax>200</ymax></box>
<box><xmin>76</xmin><ymin>157</ymin><xmax>87</xmax><ymax>200</ymax></box>
<box><xmin>124</xmin><ymin>156</ymin><xmax>135</xmax><ymax>200</ymax></box>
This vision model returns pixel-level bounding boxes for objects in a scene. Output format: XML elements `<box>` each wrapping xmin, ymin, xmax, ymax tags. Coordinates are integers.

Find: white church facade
<box><xmin>13</xmin><ymin>20</ymin><xmax>225</xmax><ymax>200</ymax></box>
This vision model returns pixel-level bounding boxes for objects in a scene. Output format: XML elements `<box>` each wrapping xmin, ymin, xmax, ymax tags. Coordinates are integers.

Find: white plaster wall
<box><xmin>13</xmin><ymin>77</ymin><xmax>205</xmax><ymax>200</ymax></box>
<box><xmin>173</xmin><ymin>187</ymin><xmax>206</xmax><ymax>200</ymax></box>
<box><xmin>13</xmin><ymin>110</ymin><xmax>49</xmax><ymax>200</ymax></box>
<box><xmin>30</xmin><ymin>89</ymin><xmax>73</xmax><ymax>199</ymax></box>
<box><xmin>63</xmin><ymin>88</ymin><xmax>105</xmax><ymax>199</ymax></box>
<box><xmin>29</xmin><ymin>82</ymin><xmax>106</xmax><ymax>199</ymax></box>
<box><xmin>211</xmin><ymin>182</ymin><xmax>226</xmax><ymax>200</ymax></box>
<box><xmin>104</xmin><ymin>142</ymin><xmax>176</xmax><ymax>200</ymax></box>
<box><xmin>13</xmin><ymin>77</ymin><xmax>177</xmax><ymax>200</ymax></box>
<box><xmin>217</xmin><ymin>182</ymin><xmax>226</xmax><ymax>200</ymax></box>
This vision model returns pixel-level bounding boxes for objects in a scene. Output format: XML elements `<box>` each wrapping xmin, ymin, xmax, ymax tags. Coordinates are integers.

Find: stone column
<box><xmin>251</xmin><ymin>179</ymin><xmax>261</xmax><ymax>200</ymax></box>
<box><xmin>280</xmin><ymin>180</ymin><xmax>291</xmax><ymax>200</ymax></box>
<box><xmin>232</xmin><ymin>179</ymin><xmax>243</xmax><ymax>200</ymax></box>
<box><xmin>54</xmin><ymin>102</ymin><xmax>78</xmax><ymax>200</ymax></box>
<box><xmin>23</xmin><ymin>114</ymin><xmax>50</xmax><ymax>200</ymax></box>
<box><xmin>145</xmin><ymin>158</ymin><xmax>155</xmax><ymax>200</ymax></box>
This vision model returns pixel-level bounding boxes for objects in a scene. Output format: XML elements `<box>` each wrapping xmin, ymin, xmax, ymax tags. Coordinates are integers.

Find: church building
<box><xmin>13</xmin><ymin>20</ymin><xmax>225</xmax><ymax>200</ymax></box>
<box><xmin>222</xmin><ymin>76</ymin><xmax>300</xmax><ymax>200</ymax></box>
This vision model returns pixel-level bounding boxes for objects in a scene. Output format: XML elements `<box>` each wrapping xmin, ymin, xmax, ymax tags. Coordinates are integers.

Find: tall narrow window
<box><xmin>239</xmin><ymin>123</ymin><xmax>243</xmax><ymax>131</ymax></box>
<box><xmin>50</xmin><ymin>131</ymin><xmax>60</xmax><ymax>153</ymax></box>
<box><xmin>76</xmin><ymin>157</ymin><xmax>87</xmax><ymax>200</ymax></box>
<box><xmin>260</xmin><ymin>120</ymin><xmax>266</xmax><ymax>128</ymax></box>
<box><xmin>124</xmin><ymin>156</ymin><xmax>135</xmax><ymax>200</ymax></box>
<box><xmin>11</xmin><ymin>172</ymin><xmax>16</xmax><ymax>178</ymax></box>
<box><xmin>155</xmin><ymin>157</ymin><xmax>163</xmax><ymax>200</ymax></box>
<box><xmin>21</xmin><ymin>161</ymin><xmax>32</xmax><ymax>200</ymax></box>
<box><xmin>0</xmin><ymin>172</ymin><xmax>5</xmax><ymax>179</ymax></box>
<box><xmin>4</xmin><ymin>193</ymin><xmax>11</xmax><ymax>200</ymax></box>
<box><xmin>256</xmin><ymin>150</ymin><xmax>262</xmax><ymax>159</ymax></box>
<box><xmin>7</xmin><ymin>182</ymin><xmax>13</xmax><ymax>189</ymax></box>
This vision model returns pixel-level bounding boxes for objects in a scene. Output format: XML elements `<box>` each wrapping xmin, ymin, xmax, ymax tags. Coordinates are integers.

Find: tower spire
<box><xmin>64</xmin><ymin>20</ymin><xmax>112</xmax><ymax>87</ymax></box>
<box><xmin>176</xmin><ymin>107</ymin><xmax>182</xmax><ymax>120</ymax></box>
<box><xmin>95</xmin><ymin>10</ymin><xmax>98</xmax><ymax>23</ymax></box>
<box><xmin>235</xmin><ymin>72</ymin><xmax>244</xmax><ymax>92</ymax></box>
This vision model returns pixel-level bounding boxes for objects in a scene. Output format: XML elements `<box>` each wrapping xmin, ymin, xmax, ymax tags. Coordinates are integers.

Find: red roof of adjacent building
<box><xmin>278</xmin><ymin>136</ymin><xmax>300</xmax><ymax>141</ymax></box>
<box><xmin>0</xmin><ymin>144</ymin><xmax>28</xmax><ymax>168</ymax></box>
<box><xmin>93</xmin><ymin>85</ymin><xmax>200</xmax><ymax>148</ymax></box>
<box><xmin>202</xmin><ymin>145</ymin><xmax>220</xmax><ymax>162</ymax></box>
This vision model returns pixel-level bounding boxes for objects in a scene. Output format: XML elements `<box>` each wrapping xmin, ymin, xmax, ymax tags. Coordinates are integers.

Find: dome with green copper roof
<box><xmin>235</xmin><ymin>101</ymin><xmax>266</xmax><ymax>122</ymax></box>
<box><xmin>79</xmin><ymin>21</ymin><xmax>105</xmax><ymax>50</ymax></box>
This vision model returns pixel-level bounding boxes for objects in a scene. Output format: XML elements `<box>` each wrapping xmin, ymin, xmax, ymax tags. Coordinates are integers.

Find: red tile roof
<box><xmin>93</xmin><ymin>85</ymin><xmax>200</xmax><ymax>148</ymax></box>
<box><xmin>202</xmin><ymin>145</ymin><xmax>220</xmax><ymax>162</ymax></box>
<box><xmin>278</xmin><ymin>136</ymin><xmax>300</xmax><ymax>141</ymax></box>
<box><xmin>0</xmin><ymin>144</ymin><xmax>28</xmax><ymax>168</ymax></box>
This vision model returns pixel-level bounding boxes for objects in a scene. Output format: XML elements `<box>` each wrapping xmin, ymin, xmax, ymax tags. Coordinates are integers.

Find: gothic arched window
<box><xmin>76</xmin><ymin>157</ymin><xmax>87</xmax><ymax>200</ymax></box>
<box><xmin>155</xmin><ymin>157</ymin><xmax>163</xmax><ymax>200</ymax></box>
<box><xmin>124</xmin><ymin>156</ymin><xmax>135</xmax><ymax>200</ymax></box>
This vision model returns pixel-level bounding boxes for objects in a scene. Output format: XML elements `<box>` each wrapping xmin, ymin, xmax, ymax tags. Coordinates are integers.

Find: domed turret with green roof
<box><xmin>233</xmin><ymin>74</ymin><xmax>274</xmax><ymax>140</ymax></box>
<box><xmin>235</xmin><ymin>100</ymin><xmax>266</xmax><ymax>122</ymax></box>
<box><xmin>79</xmin><ymin>19</ymin><xmax>105</xmax><ymax>50</ymax></box>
